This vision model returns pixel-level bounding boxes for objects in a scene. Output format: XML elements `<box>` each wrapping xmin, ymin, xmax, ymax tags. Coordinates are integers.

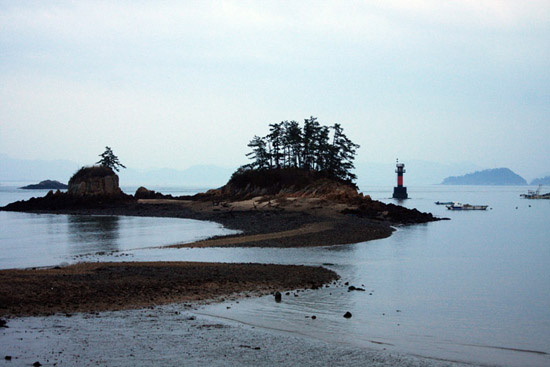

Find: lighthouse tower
<box><xmin>392</xmin><ymin>159</ymin><xmax>408</xmax><ymax>199</ymax></box>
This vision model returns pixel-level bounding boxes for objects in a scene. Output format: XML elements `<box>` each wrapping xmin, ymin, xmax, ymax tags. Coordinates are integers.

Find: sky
<box><xmin>1</xmin><ymin>0</ymin><xmax>549</xmax><ymax>180</ymax></box>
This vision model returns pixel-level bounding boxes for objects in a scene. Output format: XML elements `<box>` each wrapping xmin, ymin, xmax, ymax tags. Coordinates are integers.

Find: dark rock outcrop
<box><xmin>342</xmin><ymin>201</ymin><xmax>441</xmax><ymax>224</ymax></box>
<box><xmin>1</xmin><ymin>166</ymin><xmax>133</xmax><ymax>212</ymax></box>
<box><xmin>134</xmin><ymin>187</ymin><xmax>173</xmax><ymax>200</ymax></box>
<box><xmin>68</xmin><ymin>166</ymin><xmax>123</xmax><ymax>197</ymax></box>
<box><xmin>202</xmin><ymin>167</ymin><xmax>441</xmax><ymax>224</ymax></box>
<box><xmin>211</xmin><ymin>168</ymin><xmax>362</xmax><ymax>202</ymax></box>
<box><xmin>1</xmin><ymin>189</ymin><xmax>134</xmax><ymax>212</ymax></box>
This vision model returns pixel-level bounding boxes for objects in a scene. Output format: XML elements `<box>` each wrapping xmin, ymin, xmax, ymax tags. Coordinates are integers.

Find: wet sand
<box><xmin>1</xmin><ymin>305</ymin><xmax>477</xmax><ymax>367</ymax></box>
<box><xmin>0</xmin><ymin>262</ymin><xmax>338</xmax><ymax>317</ymax></box>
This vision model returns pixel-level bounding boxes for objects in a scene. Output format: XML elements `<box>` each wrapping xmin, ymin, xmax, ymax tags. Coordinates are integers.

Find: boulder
<box><xmin>135</xmin><ymin>186</ymin><xmax>156</xmax><ymax>199</ymax></box>
<box><xmin>134</xmin><ymin>187</ymin><xmax>174</xmax><ymax>200</ymax></box>
<box><xmin>68</xmin><ymin>166</ymin><xmax>123</xmax><ymax>197</ymax></box>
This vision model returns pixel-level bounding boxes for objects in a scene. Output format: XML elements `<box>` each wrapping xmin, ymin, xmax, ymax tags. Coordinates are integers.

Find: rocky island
<box><xmin>19</xmin><ymin>180</ymin><xmax>68</xmax><ymax>190</ymax></box>
<box><xmin>1</xmin><ymin>128</ymin><xmax>441</xmax><ymax>317</ymax></box>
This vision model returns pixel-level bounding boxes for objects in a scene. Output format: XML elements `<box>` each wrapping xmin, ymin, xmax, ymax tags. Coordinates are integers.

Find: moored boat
<box><xmin>446</xmin><ymin>202</ymin><xmax>488</xmax><ymax>211</ymax></box>
<box><xmin>520</xmin><ymin>185</ymin><xmax>550</xmax><ymax>199</ymax></box>
<box><xmin>435</xmin><ymin>201</ymin><xmax>454</xmax><ymax>205</ymax></box>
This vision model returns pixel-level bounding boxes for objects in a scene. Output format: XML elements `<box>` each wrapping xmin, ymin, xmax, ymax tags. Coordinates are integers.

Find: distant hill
<box><xmin>354</xmin><ymin>160</ymin><xmax>482</xmax><ymax>186</ymax></box>
<box><xmin>20</xmin><ymin>180</ymin><xmax>68</xmax><ymax>190</ymax></box>
<box><xmin>441</xmin><ymin>168</ymin><xmax>527</xmax><ymax>185</ymax></box>
<box><xmin>530</xmin><ymin>176</ymin><xmax>550</xmax><ymax>185</ymax></box>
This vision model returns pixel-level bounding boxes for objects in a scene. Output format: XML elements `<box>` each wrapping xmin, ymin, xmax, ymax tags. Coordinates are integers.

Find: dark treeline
<box><xmin>243</xmin><ymin>116</ymin><xmax>360</xmax><ymax>183</ymax></box>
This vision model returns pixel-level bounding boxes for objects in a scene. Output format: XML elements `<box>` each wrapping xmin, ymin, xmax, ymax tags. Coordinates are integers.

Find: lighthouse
<box><xmin>392</xmin><ymin>159</ymin><xmax>408</xmax><ymax>199</ymax></box>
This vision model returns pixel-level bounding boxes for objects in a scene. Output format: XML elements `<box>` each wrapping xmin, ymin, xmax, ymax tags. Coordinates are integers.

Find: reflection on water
<box><xmin>67</xmin><ymin>216</ymin><xmax>121</xmax><ymax>254</ymax></box>
<box><xmin>0</xmin><ymin>212</ymin><xmax>237</xmax><ymax>269</ymax></box>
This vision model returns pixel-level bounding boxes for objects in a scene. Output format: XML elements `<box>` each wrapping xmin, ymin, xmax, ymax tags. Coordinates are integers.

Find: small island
<box><xmin>19</xmin><ymin>180</ymin><xmax>68</xmax><ymax>190</ymax></box>
<box><xmin>441</xmin><ymin>168</ymin><xmax>527</xmax><ymax>185</ymax></box>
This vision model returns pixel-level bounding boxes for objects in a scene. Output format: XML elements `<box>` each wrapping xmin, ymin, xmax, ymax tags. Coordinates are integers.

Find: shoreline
<box><xmin>0</xmin><ymin>196</ymin><xmax>423</xmax><ymax>316</ymax></box>
<box><xmin>1</xmin><ymin>196</ymin><xmax>403</xmax><ymax>248</ymax></box>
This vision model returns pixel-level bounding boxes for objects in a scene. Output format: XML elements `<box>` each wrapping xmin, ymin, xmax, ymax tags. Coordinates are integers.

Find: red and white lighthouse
<box><xmin>392</xmin><ymin>159</ymin><xmax>408</xmax><ymax>199</ymax></box>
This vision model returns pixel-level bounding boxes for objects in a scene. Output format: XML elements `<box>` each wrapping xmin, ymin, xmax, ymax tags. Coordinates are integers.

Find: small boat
<box><xmin>446</xmin><ymin>202</ymin><xmax>488</xmax><ymax>211</ymax></box>
<box><xmin>520</xmin><ymin>185</ymin><xmax>550</xmax><ymax>199</ymax></box>
<box><xmin>435</xmin><ymin>201</ymin><xmax>454</xmax><ymax>205</ymax></box>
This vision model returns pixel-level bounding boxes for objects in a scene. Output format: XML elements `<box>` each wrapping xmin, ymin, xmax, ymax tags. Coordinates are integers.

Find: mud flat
<box><xmin>1</xmin><ymin>304</ymin><xmax>476</xmax><ymax>367</ymax></box>
<box><xmin>0</xmin><ymin>262</ymin><xmax>337</xmax><ymax>317</ymax></box>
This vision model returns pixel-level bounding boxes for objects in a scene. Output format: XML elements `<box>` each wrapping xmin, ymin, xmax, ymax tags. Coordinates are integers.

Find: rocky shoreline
<box><xmin>1</xmin><ymin>185</ymin><xmax>440</xmax><ymax>248</ymax></box>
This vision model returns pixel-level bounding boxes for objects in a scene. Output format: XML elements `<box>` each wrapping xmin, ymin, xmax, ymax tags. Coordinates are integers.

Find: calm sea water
<box><xmin>0</xmin><ymin>185</ymin><xmax>237</xmax><ymax>269</ymax></box>
<box><xmin>1</xmin><ymin>184</ymin><xmax>549</xmax><ymax>366</ymax></box>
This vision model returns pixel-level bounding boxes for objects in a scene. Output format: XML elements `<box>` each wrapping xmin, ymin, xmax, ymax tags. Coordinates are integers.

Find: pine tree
<box><xmin>283</xmin><ymin>120</ymin><xmax>302</xmax><ymax>168</ymax></box>
<box><xmin>245</xmin><ymin>136</ymin><xmax>270</xmax><ymax>170</ymax></box>
<box><xmin>243</xmin><ymin>117</ymin><xmax>360</xmax><ymax>183</ymax></box>
<box><xmin>302</xmin><ymin>116</ymin><xmax>321</xmax><ymax>171</ymax></box>
<box><xmin>96</xmin><ymin>146</ymin><xmax>126</xmax><ymax>172</ymax></box>
<box><xmin>330</xmin><ymin>123</ymin><xmax>360</xmax><ymax>181</ymax></box>
<box><xmin>268</xmin><ymin>122</ymin><xmax>285</xmax><ymax>169</ymax></box>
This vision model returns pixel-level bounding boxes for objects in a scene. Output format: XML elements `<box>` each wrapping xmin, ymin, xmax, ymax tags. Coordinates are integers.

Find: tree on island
<box><xmin>243</xmin><ymin>117</ymin><xmax>360</xmax><ymax>183</ymax></box>
<box><xmin>96</xmin><ymin>146</ymin><xmax>126</xmax><ymax>172</ymax></box>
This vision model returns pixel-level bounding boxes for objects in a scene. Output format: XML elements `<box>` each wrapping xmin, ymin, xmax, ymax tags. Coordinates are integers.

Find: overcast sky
<box><xmin>1</xmin><ymin>1</ymin><xmax>549</xmax><ymax>179</ymax></box>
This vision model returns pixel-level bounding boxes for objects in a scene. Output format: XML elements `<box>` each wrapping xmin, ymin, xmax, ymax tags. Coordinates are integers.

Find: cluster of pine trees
<box><xmin>243</xmin><ymin>117</ymin><xmax>360</xmax><ymax>182</ymax></box>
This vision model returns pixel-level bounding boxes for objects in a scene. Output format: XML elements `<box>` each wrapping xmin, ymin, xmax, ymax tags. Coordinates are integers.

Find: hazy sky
<box><xmin>1</xmin><ymin>1</ymin><xmax>549</xmax><ymax>179</ymax></box>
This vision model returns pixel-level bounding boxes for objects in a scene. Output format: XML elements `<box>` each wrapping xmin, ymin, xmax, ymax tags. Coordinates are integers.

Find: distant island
<box><xmin>19</xmin><ymin>180</ymin><xmax>68</xmax><ymax>190</ymax></box>
<box><xmin>441</xmin><ymin>168</ymin><xmax>527</xmax><ymax>185</ymax></box>
<box><xmin>530</xmin><ymin>176</ymin><xmax>550</xmax><ymax>185</ymax></box>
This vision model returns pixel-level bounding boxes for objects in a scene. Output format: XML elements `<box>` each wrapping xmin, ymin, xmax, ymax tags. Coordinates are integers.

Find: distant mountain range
<box><xmin>441</xmin><ymin>168</ymin><xmax>527</xmax><ymax>185</ymax></box>
<box><xmin>0</xmin><ymin>154</ymin><xmax>235</xmax><ymax>187</ymax></box>
<box><xmin>530</xmin><ymin>176</ymin><xmax>550</xmax><ymax>185</ymax></box>
<box><xmin>2</xmin><ymin>154</ymin><xmax>548</xmax><ymax>188</ymax></box>
<box><xmin>119</xmin><ymin>165</ymin><xmax>236</xmax><ymax>187</ymax></box>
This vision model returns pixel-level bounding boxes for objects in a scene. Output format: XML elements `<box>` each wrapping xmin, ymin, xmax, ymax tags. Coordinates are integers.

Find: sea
<box><xmin>0</xmin><ymin>183</ymin><xmax>549</xmax><ymax>367</ymax></box>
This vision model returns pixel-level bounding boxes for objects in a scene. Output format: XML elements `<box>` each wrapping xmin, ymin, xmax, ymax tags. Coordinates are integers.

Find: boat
<box><xmin>520</xmin><ymin>185</ymin><xmax>550</xmax><ymax>199</ymax></box>
<box><xmin>446</xmin><ymin>202</ymin><xmax>488</xmax><ymax>211</ymax></box>
<box><xmin>435</xmin><ymin>201</ymin><xmax>454</xmax><ymax>205</ymax></box>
